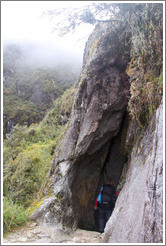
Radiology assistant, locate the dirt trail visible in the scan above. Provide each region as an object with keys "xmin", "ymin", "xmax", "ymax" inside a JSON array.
[{"xmin": 3, "ymin": 222, "xmax": 105, "ymax": 244}]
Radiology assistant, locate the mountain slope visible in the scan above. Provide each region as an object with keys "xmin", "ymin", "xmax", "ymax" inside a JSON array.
[{"xmin": 3, "ymin": 43, "xmax": 80, "ymax": 137}]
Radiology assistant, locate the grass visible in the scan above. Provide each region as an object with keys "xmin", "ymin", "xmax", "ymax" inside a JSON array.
[{"xmin": 3, "ymin": 196, "xmax": 28, "ymax": 234}]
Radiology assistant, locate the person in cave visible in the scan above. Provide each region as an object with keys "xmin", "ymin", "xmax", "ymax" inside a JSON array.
[{"xmin": 94, "ymin": 179, "xmax": 117, "ymax": 233}]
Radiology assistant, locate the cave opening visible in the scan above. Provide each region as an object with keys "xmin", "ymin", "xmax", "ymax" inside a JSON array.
[{"xmin": 71, "ymin": 113, "xmax": 128, "ymax": 232}]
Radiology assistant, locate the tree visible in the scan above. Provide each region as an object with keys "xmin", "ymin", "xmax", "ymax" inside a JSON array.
[
  {"xmin": 44, "ymin": 2, "xmax": 163, "ymax": 38},
  {"xmin": 44, "ymin": 3, "xmax": 120, "ymax": 36}
]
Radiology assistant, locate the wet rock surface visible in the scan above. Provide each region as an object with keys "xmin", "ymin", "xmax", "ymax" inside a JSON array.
[{"xmin": 3, "ymin": 222, "xmax": 104, "ymax": 244}]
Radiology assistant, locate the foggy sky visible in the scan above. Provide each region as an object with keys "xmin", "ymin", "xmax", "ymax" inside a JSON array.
[{"xmin": 2, "ymin": 1, "xmax": 95, "ymax": 67}]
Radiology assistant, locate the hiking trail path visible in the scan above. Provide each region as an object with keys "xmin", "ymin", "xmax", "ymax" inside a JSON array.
[{"xmin": 3, "ymin": 222, "xmax": 105, "ymax": 244}]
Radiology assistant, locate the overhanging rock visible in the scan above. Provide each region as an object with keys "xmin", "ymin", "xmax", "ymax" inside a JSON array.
[{"xmin": 32, "ymin": 22, "xmax": 131, "ymax": 230}]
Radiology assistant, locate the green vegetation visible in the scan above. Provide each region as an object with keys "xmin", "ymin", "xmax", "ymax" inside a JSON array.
[
  {"xmin": 3, "ymin": 45, "xmax": 78, "ymax": 230},
  {"xmin": 3, "ymin": 196, "xmax": 28, "ymax": 234},
  {"xmin": 3, "ymin": 85, "xmax": 76, "ymax": 233},
  {"xmin": 3, "ymin": 43, "xmax": 79, "ymax": 137},
  {"xmin": 4, "ymin": 142, "xmax": 53, "ymax": 207},
  {"xmin": 126, "ymin": 3, "xmax": 163, "ymax": 127},
  {"xmin": 3, "ymin": 87, "xmax": 76, "ymax": 207}
]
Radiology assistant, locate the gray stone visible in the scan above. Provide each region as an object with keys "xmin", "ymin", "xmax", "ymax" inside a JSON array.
[
  {"xmin": 34, "ymin": 21, "xmax": 130, "ymax": 231},
  {"xmin": 30, "ymin": 197, "xmax": 59, "ymax": 222},
  {"xmin": 30, "ymin": 19, "xmax": 163, "ymax": 244},
  {"xmin": 103, "ymin": 102, "xmax": 163, "ymax": 243}
]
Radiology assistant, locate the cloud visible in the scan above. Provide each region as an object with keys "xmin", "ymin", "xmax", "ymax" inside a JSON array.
[{"xmin": 2, "ymin": 1, "xmax": 94, "ymax": 60}]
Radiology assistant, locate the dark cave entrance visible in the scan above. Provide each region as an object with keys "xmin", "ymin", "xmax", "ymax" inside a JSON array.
[
  {"xmin": 92, "ymin": 131, "xmax": 128, "ymax": 232},
  {"xmin": 71, "ymin": 113, "xmax": 128, "ymax": 231}
]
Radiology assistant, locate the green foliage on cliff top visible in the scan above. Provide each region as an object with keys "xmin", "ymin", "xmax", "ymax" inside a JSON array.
[{"xmin": 126, "ymin": 4, "xmax": 163, "ymax": 127}]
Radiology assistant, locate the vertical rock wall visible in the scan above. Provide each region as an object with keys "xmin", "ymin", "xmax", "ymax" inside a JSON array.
[
  {"xmin": 54, "ymin": 22, "xmax": 131, "ymax": 230},
  {"xmin": 104, "ymin": 102, "xmax": 163, "ymax": 243}
]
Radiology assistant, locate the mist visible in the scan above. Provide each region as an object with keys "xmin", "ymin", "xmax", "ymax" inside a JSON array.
[
  {"xmin": 2, "ymin": 1, "xmax": 94, "ymax": 73},
  {"xmin": 3, "ymin": 39, "xmax": 83, "ymax": 75}
]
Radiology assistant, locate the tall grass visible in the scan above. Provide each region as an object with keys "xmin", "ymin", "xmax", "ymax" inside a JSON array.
[{"xmin": 3, "ymin": 196, "xmax": 28, "ymax": 234}]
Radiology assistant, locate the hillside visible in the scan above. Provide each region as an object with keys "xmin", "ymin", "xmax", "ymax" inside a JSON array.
[
  {"xmin": 3, "ymin": 86, "xmax": 76, "ymax": 211},
  {"xmin": 3, "ymin": 43, "xmax": 80, "ymax": 137},
  {"xmin": 3, "ymin": 42, "xmax": 79, "ymax": 232}
]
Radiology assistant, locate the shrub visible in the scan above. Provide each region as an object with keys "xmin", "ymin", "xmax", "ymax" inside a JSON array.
[
  {"xmin": 3, "ymin": 196, "xmax": 28, "ymax": 234},
  {"xmin": 126, "ymin": 4, "xmax": 163, "ymax": 127},
  {"xmin": 3, "ymin": 86, "xmax": 76, "ymax": 208},
  {"xmin": 3, "ymin": 142, "xmax": 53, "ymax": 207}
]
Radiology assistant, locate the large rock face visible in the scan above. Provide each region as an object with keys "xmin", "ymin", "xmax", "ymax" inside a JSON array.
[
  {"xmin": 31, "ymin": 23, "xmax": 130, "ymax": 230},
  {"xmin": 104, "ymin": 102, "xmax": 163, "ymax": 243},
  {"xmin": 30, "ymin": 21, "xmax": 163, "ymax": 243}
]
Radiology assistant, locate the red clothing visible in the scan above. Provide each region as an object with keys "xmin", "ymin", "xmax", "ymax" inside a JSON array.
[{"xmin": 94, "ymin": 198, "xmax": 98, "ymax": 209}]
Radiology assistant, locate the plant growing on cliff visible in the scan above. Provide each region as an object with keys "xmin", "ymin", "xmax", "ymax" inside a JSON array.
[
  {"xmin": 54, "ymin": 2, "xmax": 163, "ymax": 128},
  {"xmin": 45, "ymin": 3, "xmax": 163, "ymax": 129},
  {"xmin": 125, "ymin": 4, "xmax": 163, "ymax": 127}
]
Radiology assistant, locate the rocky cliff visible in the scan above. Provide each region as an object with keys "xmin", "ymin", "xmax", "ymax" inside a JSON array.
[
  {"xmin": 104, "ymin": 101, "xmax": 163, "ymax": 243},
  {"xmin": 29, "ymin": 14, "xmax": 163, "ymax": 243},
  {"xmin": 30, "ymin": 22, "xmax": 130, "ymax": 228}
]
